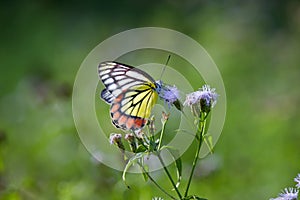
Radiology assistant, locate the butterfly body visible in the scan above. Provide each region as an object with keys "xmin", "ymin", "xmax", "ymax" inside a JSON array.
[{"xmin": 98, "ymin": 61, "xmax": 160, "ymax": 131}]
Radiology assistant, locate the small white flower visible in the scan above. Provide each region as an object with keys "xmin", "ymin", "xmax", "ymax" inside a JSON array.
[
  {"xmin": 294, "ymin": 174, "xmax": 300, "ymax": 188},
  {"xmin": 152, "ymin": 197, "xmax": 164, "ymax": 200},
  {"xmin": 278, "ymin": 187, "xmax": 298, "ymax": 200},
  {"xmin": 109, "ymin": 133, "xmax": 122, "ymax": 144},
  {"xmin": 109, "ymin": 133, "xmax": 125, "ymax": 151}
]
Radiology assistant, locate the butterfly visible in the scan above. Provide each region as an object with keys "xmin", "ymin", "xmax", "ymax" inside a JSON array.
[{"xmin": 98, "ymin": 61, "xmax": 181, "ymax": 131}]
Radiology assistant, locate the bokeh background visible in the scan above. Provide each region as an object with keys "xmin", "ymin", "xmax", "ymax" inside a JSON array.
[{"xmin": 1, "ymin": 1, "xmax": 300, "ymax": 199}]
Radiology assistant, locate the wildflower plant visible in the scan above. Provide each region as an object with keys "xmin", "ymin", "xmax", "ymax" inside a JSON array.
[{"xmin": 108, "ymin": 84, "xmax": 218, "ymax": 200}]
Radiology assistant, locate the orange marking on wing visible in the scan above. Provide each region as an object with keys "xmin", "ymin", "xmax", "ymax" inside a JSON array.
[
  {"xmin": 112, "ymin": 111, "xmax": 120, "ymax": 120},
  {"xmin": 118, "ymin": 115, "xmax": 127, "ymax": 125},
  {"xmin": 111, "ymin": 104, "xmax": 120, "ymax": 113},
  {"xmin": 126, "ymin": 118, "xmax": 135, "ymax": 130},
  {"xmin": 114, "ymin": 93, "xmax": 124, "ymax": 103},
  {"xmin": 134, "ymin": 118, "xmax": 146, "ymax": 129}
]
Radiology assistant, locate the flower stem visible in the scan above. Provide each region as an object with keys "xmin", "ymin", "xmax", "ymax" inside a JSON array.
[
  {"xmin": 157, "ymin": 119, "xmax": 167, "ymax": 150},
  {"xmin": 157, "ymin": 153, "xmax": 182, "ymax": 199},
  {"xmin": 184, "ymin": 112, "xmax": 207, "ymax": 198},
  {"xmin": 138, "ymin": 161, "xmax": 177, "ymax": 200}
]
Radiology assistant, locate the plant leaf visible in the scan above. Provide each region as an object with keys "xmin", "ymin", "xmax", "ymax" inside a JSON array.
[
  {"xmin": 135, "ymin": 145, "xmax": 147, "ymax": 153},
  {"xmin": 122, "ymin": 152, "xmax": 145, "ymax": 187},
  {"xmin": 160, "ymin": 146, "xmax": 182, "ymax": 188},
  {"xmin": 149, "ymin": 139, "xmax": 157, "ymax": 152},
  {"xmin": 204, "ymin": 135, "xmax": 214, "ymax": 154}
]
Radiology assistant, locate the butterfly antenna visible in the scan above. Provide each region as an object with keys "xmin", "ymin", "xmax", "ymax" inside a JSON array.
[{"xmin": 159, "ymin": 55, "xmax": 171, "ymax": 80}]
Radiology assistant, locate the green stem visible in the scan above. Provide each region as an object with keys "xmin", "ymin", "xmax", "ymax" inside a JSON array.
[
  {"xmin": 138, "ymin": 162, "xmax": 177, "ymax": 200},
  {"xmin": 157, "ymin": 115, "xmax": 181, "ymax": 199},
  {"xmin": 157, "ymin": 119, "xmax": 167, "ymax": 150},
  {"xmin": 184, "ymin": 112, "xmax": 207, "ymax": 198},
  {"xmin": 157, "ymin": 153, "xmax": 182, "ymax": 199}
]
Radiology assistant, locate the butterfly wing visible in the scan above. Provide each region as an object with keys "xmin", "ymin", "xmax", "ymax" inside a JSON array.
[{"xmin": 98, "ymin": 61, "xmax": 158, "ymax": 130}]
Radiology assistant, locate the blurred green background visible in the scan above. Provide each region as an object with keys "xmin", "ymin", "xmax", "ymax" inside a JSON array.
[{"xmin": 1, "ymin": 1, "xmax": 300, "ymax": 199}]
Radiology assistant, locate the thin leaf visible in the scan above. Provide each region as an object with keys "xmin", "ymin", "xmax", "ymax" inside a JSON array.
[
  {"xmin": 204, "ymin": 135, "xmax": 214, "ymax": 154},
  {"xmin": 122, "ymin": 153, "xmax": 145, "ymax": 187},
  {"xmin": 135, "ymin": 145, "xmax": 147, "ymax": 153},
  {"xmin": 149, "ymin": 139, "xmax": 157, "ymax": 152},
  {"xmin": 160, "ymin": 146, "xmax": 182, "ymax": 188}
]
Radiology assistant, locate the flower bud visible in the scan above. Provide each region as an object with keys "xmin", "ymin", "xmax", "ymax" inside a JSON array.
[
  {"xmin": 148, "ymin": 116, "xmax": 156, "ymax": 134},
  {"xmin": 109, "ymin": 133, "xmax": 125, "ymax": 151},
  {"xmin": 125, "ymin": 133, "xmax": 137, "ymax": 152},
  {"xmin": 161, "ymin": 111, "xmax": 169, "ymax": 123}
]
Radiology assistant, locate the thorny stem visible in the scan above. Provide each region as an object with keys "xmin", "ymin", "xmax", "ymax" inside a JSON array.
[{"xmin": 184, "ymin": 112, "xmax": 207, "ymax": 198}]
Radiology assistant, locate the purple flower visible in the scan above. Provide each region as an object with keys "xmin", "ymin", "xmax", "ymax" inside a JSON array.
[
  {"xmin": 274, "ymin": 187, "xmax": 299, "ymax": 200},
  {"xmin": 184, "ymin": 85, "xmax": 217, "ymax": 107},
  {"xmin": 157, "ymin": 81, "xmax": 180, "ymax": 108},
  {"xmin": 279, "ymin": 188, "xmax": 298, "ymax": 199},
  {"xmin": 184, "ymin": 85, "xmax": 218, "ymax": 115}
]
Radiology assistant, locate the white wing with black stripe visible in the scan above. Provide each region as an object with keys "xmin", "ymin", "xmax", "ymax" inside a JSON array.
[{"xmin": 98, "ymin": 61, "xmax": 156, "ymax": 99}]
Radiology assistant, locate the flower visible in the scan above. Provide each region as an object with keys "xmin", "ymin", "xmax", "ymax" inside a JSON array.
[
  {"xmin": 161, "ymin": 111, "xmax": 169, "ymax": 122},
  {"xmin": 125, "ymin": 133, "xmax": 137, "ymax": 152},
  {"xmin": 152, "ymin": 197, "xmax": 164, "ymax": 200},
  {"xmin": 270, "ymin": 187, "xmax": 299, "ymax": 200},
  {"xmin": 278, "ymin": 187, "xmax": 298, "ymax": 200},
  {"xmin": 184, "ymin": 85, "xmax": 218, "ymax": 114},
  {"xmin": 147, "ymin": 115, "xmax": 156, "ymax": 134},
  {"xmin": 156, "ymin": 81, "xmax": 181, "ymax": 109},
  {"xmin": 109, "ymin": 133, "xmax": 122, "ymax": 144},
  {"xmin": 294, "ymin": 174, "xmax": 300, "ymax": 188},
  {"xmin": 124, "ymin": 133, "xmax": 135, "ymax": 142},
  {"xmin": 184, "ymin": 91, "xmax": 201, "ymax": 106},
  {"xmin": 109, "ymin": 133, "xmax": 125, "ymax": 151},
  {"xmin": 134, "ymin": 129, "xmax": 145, "ymax": 139}
]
